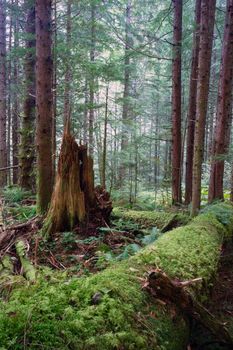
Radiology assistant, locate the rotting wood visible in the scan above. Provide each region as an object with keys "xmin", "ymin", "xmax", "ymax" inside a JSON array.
[
  {"xmin": 43, "ymin": 128, "xmax": 112, "ymax": 236},
  {"xmin": 15, "ymin": 240, "xmax": 36, "ymax": 281},
  {"xmin": 147, "ymin": 269, "xmax": 233, "ymax": 346}
]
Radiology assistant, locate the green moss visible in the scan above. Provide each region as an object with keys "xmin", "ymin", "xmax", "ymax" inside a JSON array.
[
  {"xmin": 0, "ymin": 203, "xmax": 232, "ymax": 349},
  {"xmin": 112, "ymin": 207, "xmax": 189, "ymax": 229}
]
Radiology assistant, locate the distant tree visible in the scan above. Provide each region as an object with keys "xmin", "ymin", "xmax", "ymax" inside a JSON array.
[
  {"xmin": 191, "ymin": 0, "xmax": 216, "ymax": 216},
  {"xmin": 20, "ymin": 1, "xmax": 36, "ymax": 190},
  {"xmin": 0, "ymin": 0, "xmax": 7, "ymax": 187},
  {"xmin": 36, "ymin": 0, "xmax": 53, "ymax": 213},
  {"xmin": 171, "ymin": 0, "xmax": 182, "ymax": 204},
  {"xmin": 208, "ymin": 0, "xmax": 233, "ymax": 202},
  {"xmin": 89, "ymin": 1, "xmax": 96, "ymax": 157},
  {"xmin": 119, "ymin": 0, "xmax": 132, "ymax": 186},
  {"xmin": 12, "ymin": 0, "xmax": 19, "ymax": 184},
  {"xmin": 185, "ymin": 0, "xmax": 201, "ymax": 205}
]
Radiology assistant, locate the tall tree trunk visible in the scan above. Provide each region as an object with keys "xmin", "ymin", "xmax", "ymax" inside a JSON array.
[
  {"xmin": 12, "ymin": 0, "xmax": 19, "ymax": 184},
  {"xmin": 119, "ymin": 0, "xmax": 131, "ymax": 185},
  {"xmin": 63, "ymin": 0, "xmax": 72, "ymax": 126},
  {"xmin": 184, "ymin": 0, "xmax": 201, "ymax": 204},
  {"xmin": 52, "ymin": 0, "xmax": 57, "ymax": 181},
  {"xmin": 191, "ymin": 0, "xmax": 216, "ymax": 216},
  {"xmin": 0, "ymin": 0, "xmax": 7, "ymax": 187},
  {"xmin": 7, "ymin": 8, "xmax": 13, "ymax": 185},
  {"xmin": 36, "ymin": 0, "xmax": 53, "ymax": 213},
  {"xmin": 20, "ymin": 2, "xmax": 36, "ymax": 190},
  {"xmin": 102, "ymin": 84, "xmax": 109, "ymax": 189},
  {"xmin": 171, "ymin": 0, "xmax": 182, "ymax": 205},
  {"xmin": 208, "ymin": 0, "xmax": 233, "ymax": 202},
  {"xmin": 89, "ymin": 2, "xmax": 95, "ymax": 157}
]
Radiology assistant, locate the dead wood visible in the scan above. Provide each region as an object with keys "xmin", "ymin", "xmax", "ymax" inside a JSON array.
[
  {"xmin": 147, "ymin": 269, "xmax": 233, "ymax": 346},
  {"xmin": 44, "ymin": 129, "xmax": 112, "ymax": 236}
]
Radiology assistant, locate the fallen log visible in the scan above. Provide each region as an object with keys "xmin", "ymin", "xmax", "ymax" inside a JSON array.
[
  {"xmin": 15, "ymin": 240, "xmax": 36, "ymax": 282},
  {"xmin": 147, "ymin": 269, "xmax": 233, "ymax": 346},
  {"xmin": 0, "ymin": 203, "xmax": 232, "ymax": 349}
]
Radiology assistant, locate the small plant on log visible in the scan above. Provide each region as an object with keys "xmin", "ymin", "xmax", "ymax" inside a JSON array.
[{"xmin": 43, "ymin": 126, "xmax": 112, "ymax": 236}]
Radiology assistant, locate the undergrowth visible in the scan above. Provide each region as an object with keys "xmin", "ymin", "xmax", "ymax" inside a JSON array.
[{"xmin": 0, "ymin": 203, "xmax": 232, "ymax": 349}]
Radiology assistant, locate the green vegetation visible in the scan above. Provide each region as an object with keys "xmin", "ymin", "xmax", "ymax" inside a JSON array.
[
  {"xmin": 112, "ymin": 207, "xmax": 189, "ymax": 230},
  {"xmin": 2, "ymin": 186, "xmax": 33, "ymax": 204},
  {"xmin": 0, "ymin": 203, "xmax": 232, "ymax": 349}
]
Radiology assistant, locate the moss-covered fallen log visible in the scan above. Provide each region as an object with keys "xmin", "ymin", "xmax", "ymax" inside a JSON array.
[
  {"xmin": 112, "ymin": 207, "xmax": 189, "ymax": 231},
  {"xmin": 0, "ymin": 203, "xmax": 232, "ymax": 349}
]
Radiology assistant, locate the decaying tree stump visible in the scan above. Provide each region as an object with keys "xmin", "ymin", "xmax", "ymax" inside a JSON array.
[
  {"xmin": 44, "ymin": 129, "xmax": 112, "ymax": 236},
  {"xmin": 147, "ymin": 269, "xmax": 233, "ymax": 346}
]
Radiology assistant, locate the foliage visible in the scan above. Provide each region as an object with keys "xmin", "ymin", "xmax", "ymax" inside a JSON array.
[
  {"xmin": 0, "ymin": 203, "xmax": 232, "ymax": 349},
  {"xmin": 7, "ymin": 204, "xmax": 36, "ymax": 222},
  {"xmin": 2, "ymin": 186, "xmax": 33, "ymax": 204}
]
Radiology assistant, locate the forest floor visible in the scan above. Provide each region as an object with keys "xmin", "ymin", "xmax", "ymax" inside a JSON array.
[
  {"xmin": 1, "ymin": 187, "xmax": 233, "ymax": 349},
  {"xmin": 190, "ymin": 241, "xmax": 233, "ymax": 350}
]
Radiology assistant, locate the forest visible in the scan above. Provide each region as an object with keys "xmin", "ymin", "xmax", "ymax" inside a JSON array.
[{"xmin": 0, "ymin": 0, "xmax": 233, "ymax": 349}]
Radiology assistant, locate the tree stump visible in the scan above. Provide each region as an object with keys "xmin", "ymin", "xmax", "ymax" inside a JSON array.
[{"xmin": 43, "ymin": 129, "xmax": 112, "ymax": 236}]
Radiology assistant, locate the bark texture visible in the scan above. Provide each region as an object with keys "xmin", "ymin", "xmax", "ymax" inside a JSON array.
[
  {"xmin": 12, "ymin": 0, "xmax": 19, "ymax": 184},
  {"xmin": 119, "ymin": 0, "xmax": 131, "ymax": 185},
  {"xmin": 0, "ymin": 0, "xmax": 7, "ymax": 187},
  {"xmin": 44, "ymin": 128, "xmax": 112, "ymax": 236},
  {"xmin": 191, "ymin": 0, "xmax": 216, "ymax": 216},
  {"xmin": 36, "ymin": 0, "xmax": 53, "ymax": 213},
  {"xmin": 208, "ymin": 0, "xmax": 233, "ymax": 203},
  {"xmin": 185, "ymin": 0, "xmax": 201, "ymax": 204},
  {"xmin": 63, "ymin": 0, "xmax": 72, "ymax": 126},
  {"xmin": 20, "ymin": 3, "xmax": 36, "ymax": 191},
  {"xmin": 171, "ymin": 0, "xmax": 182, "ymax": 204}
]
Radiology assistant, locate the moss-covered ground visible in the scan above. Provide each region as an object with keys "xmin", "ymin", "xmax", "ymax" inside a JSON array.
[{"xmin": 0, "ymin": 203, "xmax": 232, "ymax": 349}]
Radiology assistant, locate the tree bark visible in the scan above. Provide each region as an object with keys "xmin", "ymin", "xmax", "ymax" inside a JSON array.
[
  {"xmin": 184, "ymin": 0, "xmax": 202, "ymax": 205},
  {"xmin": 89, "ymin": 2, "xmax": 95, "ymax": 157},
  {"xmin": 171, "ymin": 0, "xmax": 182, "ymax": 205},
  {"xmin": 20, "ymin": 2, "xmax": 36, "ymax": 191},
  {"xmin": 7, "ymin": 6, "xmax": 13, "ymax": 185},
  {"xmin": 208, "ymin": 0, "xmax": 233, "ymax": 203},
  {"xmin": 102, "ymin": 84, "xmax": 109, "ymax": 189},
  {"xmin": 36, "ymin": 0, "xmax": 53, "ymax": 213},
  {"xmin": 12, "ymin": 0, "xmax": 19, "ymax": 184},
  {"xmin": 63, "ymin": 0, "xmax": 72, "ymax": 126},
  {"xmin": 191, "ymin": 0, "xmax": 216, "ymax": 216},
  {"xmin": 0, "ymin": 0, "xmax": 7, "ymax": 188},
  {"xmin": 119, "ymin": 0, "xmax": 131, "ymax": 186}
]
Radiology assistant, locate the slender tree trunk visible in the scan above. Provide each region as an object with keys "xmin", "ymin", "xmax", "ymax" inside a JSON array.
[
  {"xmin": 20, "ymin": 3, "xmax": 36, "ymax": 190},
  {"xmin": 191, "ymin": 0, "xmax": 216, "ymax": 216},
  {"xmin": 7, "ymin": 9, "xmax": 13, "ymax": 185},
  {"xmin": 83, "ymin": 78, "xmax": 88, "ymax": 144},
  {"xmin": 89, "ymin": 2, "xmax": 95, "ymax": 157},
  {"xmin": 12, "ymin": 0, "xmax": 19, "ymax": 184},
  {"xmin": 36, "ymin": 0, "xmax": 53, "ymax": 213},
  {"xmin": 184, "ymin": 0, "xmax": 201, "ymax": 204},
  {"xmin": 119, "ymin": 0, "xmax": 131, "ymax": 185},
  {"xmin": 171, "ymin": 0, "xmax": 182, "ymax": 205},
  {"xmin": 52, "ymin": 0, "xmax": 57, "ymax": 181},
  {"xmin": 208, "ymin": 0, "xmax": 233, "ymax": 202},
  {"xmin": 63, "ymin": 0, "xmax": 72, "ymax": 126},
  {"xmin": 102, "ymin": 84, "xmax": 109, "ymax": 189},
  {"xmin": 0, "ymin": 0, "xmax": 7, "ymax": 187}
]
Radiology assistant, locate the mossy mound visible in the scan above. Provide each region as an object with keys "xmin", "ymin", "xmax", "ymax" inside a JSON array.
[
  {"xmin": 112, "ymin": 207, "xmax": 189, "ymax": 230},
  {"xmin": 0, "ymin": 203, "xmax": 232, "ymax": 349}
]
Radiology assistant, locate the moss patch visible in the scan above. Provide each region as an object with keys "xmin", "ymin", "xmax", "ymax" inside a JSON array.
[
  {"xmin": 112, "ymin": 207, "xmax": 189, "ymax": 230},
  {"xmin": 0, "ymin": 203, "xmax": 232, "ymax": 349}
]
